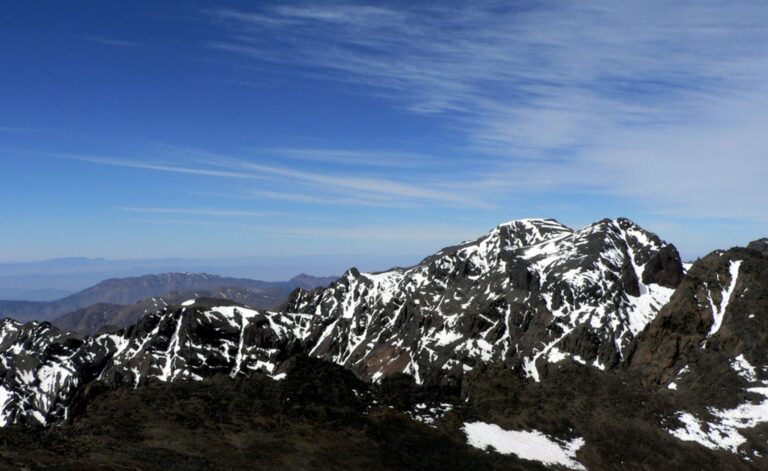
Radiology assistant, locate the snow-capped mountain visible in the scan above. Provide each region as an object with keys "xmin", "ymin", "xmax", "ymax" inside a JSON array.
[
  {"xmin": 3, "ymin": 217, "xmax": 768, "ymax": 469},
  {"xmin": 0, "ymin": 217, "xmax": 685, "ymax": 427},
  {"xmin": 0, "ymin": 217, "xmax": 682, "ymax": 427},
  {"xmin": 282, "ymin": 217, "xmax": 682, "ymax": 383}
]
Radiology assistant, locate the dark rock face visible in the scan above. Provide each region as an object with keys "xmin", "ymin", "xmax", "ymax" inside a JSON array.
[
  {"xmin": 629, "ymin": 248, "xmax": 768, "ymax": 386},
  {"xmin": 0, "ymin": 353, "xmax": 753, "ymax": 471},
  {"xmin": 642, "ymin": 244, "xmax": 685, "ymax": 288},
  {"xmin": 746, "ymin": 238, "xmax": 768, "ymax": 254},
  {"xmin": 0, "ymin": 357, "xmax": 527, "ymax": 471}
]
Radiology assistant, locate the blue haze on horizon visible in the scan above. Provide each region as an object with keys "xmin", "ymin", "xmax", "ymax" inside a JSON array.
[{"xmin": 1, "ymin": 1, "xmax": 767, "ymax": 273}]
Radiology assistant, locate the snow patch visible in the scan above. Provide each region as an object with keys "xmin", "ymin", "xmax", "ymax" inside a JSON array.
[
  {"xmin": 463, "ymin": 422, "xmax": 586, "ymax": 470},
  {"xmin": 731, "ymin": 354, "xmax": 757, "ymax": 383},
  {"xmin": 433, "ymin": 328, "xmax": 462, "ymax": 347},
  {"xmin": 547, "ymin": 347, "xmax": 567, "ymax": 363}
]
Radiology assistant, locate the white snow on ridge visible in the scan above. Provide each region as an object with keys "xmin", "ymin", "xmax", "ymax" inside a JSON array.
[
  {"xmin": 363, "ymin": 270, "xmax": 405, "ymax": 305},
  {"xmin": 463, "ymin": 421, "xmax": 586, "ymax": 470},
  {"xmin": 707, "ymin": 260, "xmax": 742, "ymax": 338},
  {"xmin": 670, "ymin": 412, "xmax": 736, "ymax": 451}
]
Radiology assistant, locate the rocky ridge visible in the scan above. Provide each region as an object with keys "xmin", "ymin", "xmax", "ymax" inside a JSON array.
[
  {"xmin": 282, "ymin": 217, "xmax": 682, "ymax": 383},
  {"xmin": 0, "ymin": 218, "xmax": 767, "ymax": 470}
]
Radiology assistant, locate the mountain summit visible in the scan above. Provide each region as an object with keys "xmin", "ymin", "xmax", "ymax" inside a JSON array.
[{"xmin": 282, "ymin": 217, "xmax": 682, "ymax": 383}]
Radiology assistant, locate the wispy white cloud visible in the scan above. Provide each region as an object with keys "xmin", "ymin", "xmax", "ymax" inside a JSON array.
[
  {"xmin": 250, "ymin": 223, "xmax": 481, "ymax": 242},
  {"xmin": 223, "ymin": 189, "xmax": 424, "ymax": 209},
  {"xmin": 117, "ymin": 207, "xmax": 279, "ymax": 218},
  {"xmin": 63, "ymin": 150, "xmax": 491, "ymax": 209},
  {"xmin": 114, "ymin": 208, "xmax": 481, "ymax": 250},
  {"xmin": 207, "ymin": 157, "xmax": 490, "ymax": 208},
  {"xmin": 206, "ymin": 1, "xmax": 768, "ymax": 221},
  {"xmin": 61, "ymin": 154, "xmax": 273, "ymax": 182},
  {"xmin": 259, "ymin": 148, "xmax": 438, "ymax": 168},
  {"xmin": 117, "ymin": 218, "xmax": 238, "ymax": 227}
]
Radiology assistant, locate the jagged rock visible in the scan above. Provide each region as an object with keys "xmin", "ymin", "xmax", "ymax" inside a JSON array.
[
  {"xmin": 642, "ymin": 244, "xmax": 685, "ymax": 288},
  {"xmin": 282, "ymin": 218, "xmax": 682, "ymax": 384}
]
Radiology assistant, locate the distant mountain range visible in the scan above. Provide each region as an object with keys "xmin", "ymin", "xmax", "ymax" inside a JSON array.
[
  {"xmin": 0, "ymin": 254, "xmax": 416, "ymax": 300},
  {"xmin": 0, "ymin": 218, "xmax": 765, "ymax": 470},
  {"xmin": 0, "ymin": 272, "xmax": 336, "ymax": 325},
  {"xmin": 49, "ymin": 285, "xmax": 316, "ymax": 336}
]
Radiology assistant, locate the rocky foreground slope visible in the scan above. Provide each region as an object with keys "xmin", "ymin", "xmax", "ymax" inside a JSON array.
[{"xmin": 0, "ymin": 218, "xmax": 765, "ymax": 470}]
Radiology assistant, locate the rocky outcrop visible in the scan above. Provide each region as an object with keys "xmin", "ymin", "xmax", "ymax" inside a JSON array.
[
  {"xmin": 628, "ymin": 248, "xmax": 768, "ymax": 458},
  {"xmin": 629, "ymin": 248, "xmax": 768, "ymax": 388}
]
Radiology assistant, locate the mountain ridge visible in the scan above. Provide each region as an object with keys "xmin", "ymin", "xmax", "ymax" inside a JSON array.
[
  {"xmin": 0, "ymin": 218, "xmax": 765, "ymax": 470},
  {"xmin": 279, "ymin": 217, "xmax": 682, "ymax": 383}
]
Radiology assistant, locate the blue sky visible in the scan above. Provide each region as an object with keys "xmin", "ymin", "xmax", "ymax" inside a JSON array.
[{"xmin": 1, "ymin": 1, "xmax": 767, "ymax": 269}]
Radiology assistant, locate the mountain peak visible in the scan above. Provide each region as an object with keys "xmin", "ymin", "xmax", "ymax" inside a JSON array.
[
  {"xmin": 493, "ymin": 217, "xmax": 572, "ymax": 235},
  {"xmin": 747, "ymin": 237, "xmax": 768, "ymax": 253},
  {"xmin": 280, "ymin": 216, "xmax": 681, "ymax": 384}
]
